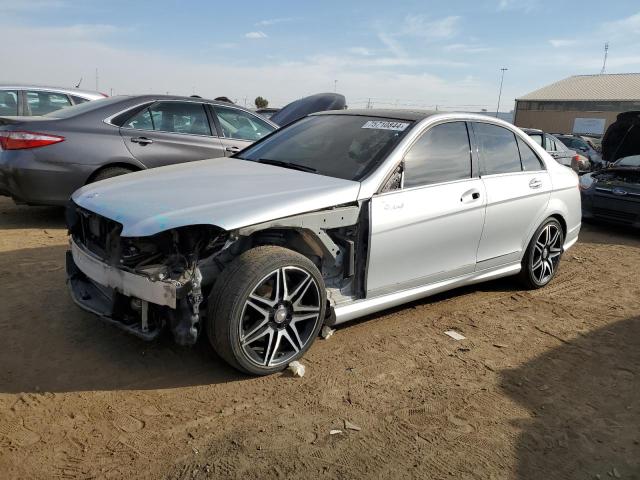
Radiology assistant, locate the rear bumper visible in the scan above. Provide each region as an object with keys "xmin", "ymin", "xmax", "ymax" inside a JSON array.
[{"xmin": 0, "ymin": 150, "xmax": 91, "ymax": 205}]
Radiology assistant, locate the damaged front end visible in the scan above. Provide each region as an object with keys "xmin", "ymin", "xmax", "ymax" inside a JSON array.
[{"xmin": 65, "ymin": 201, "xmax": 230, "ymax": 345}]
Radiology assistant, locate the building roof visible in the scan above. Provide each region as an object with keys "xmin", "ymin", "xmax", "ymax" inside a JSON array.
[{"xmin": 517, "ymin": 73, "xmax": 640, "ymax": 102}]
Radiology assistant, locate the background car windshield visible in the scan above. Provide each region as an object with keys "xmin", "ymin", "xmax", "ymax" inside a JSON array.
[
  {"xmin": 615, "ymin": 155, "xmax": 640, "ymax": 167},
  {"xmin": 238, "ymin": 115, "xmax": 413, "ymax": 181},
  {"xmin": 44, "ymin": 96, "xmax": 114, "ymax": 118}
]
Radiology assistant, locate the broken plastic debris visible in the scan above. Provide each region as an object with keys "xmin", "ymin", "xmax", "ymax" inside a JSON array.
[
  {"xmin": 288, "ymin": 361, "xmax": 305, "ymax": 377},
  {"xmin": 329, "ymin": 429, "xmax": 342, "ymax": 435},
  {"xmin": 344, "ymin": 420, "xmax": 361, "ymax": 431},
  {"xmin": 321, "ymin": 325, "xmax": 335, "ymax": 339},
  {"xmin": 444, "ymin": 330, "xmax": 466, "ymax": 341}
]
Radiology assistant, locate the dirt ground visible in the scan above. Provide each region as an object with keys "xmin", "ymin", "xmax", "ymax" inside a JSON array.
[{"xmin": 0, "ymin": 196, "xmax": 638, "ymax": 480}]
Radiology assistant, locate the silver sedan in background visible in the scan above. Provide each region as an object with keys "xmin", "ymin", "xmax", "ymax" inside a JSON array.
[{"xmin": 66, "ymin": 110, "xmax": 581, "ymax": 375}]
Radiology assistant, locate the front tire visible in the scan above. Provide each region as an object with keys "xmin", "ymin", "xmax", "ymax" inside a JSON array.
[
  {"xmin": 208, "ymin": 246, "xmax": 326, "ymax": 375},
  {"xmin": 519, "ymin": 218, "xmax": 564, "ymax": 289}
]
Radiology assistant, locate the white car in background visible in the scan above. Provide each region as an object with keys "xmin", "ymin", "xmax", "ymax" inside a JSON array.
[
  {"xmin": 0, "ymin": 85, "xmax": 106, "ymax": 117},
  {"xmin": 66, "ymin": 110, "xmax": 581, "ymax": 375}
]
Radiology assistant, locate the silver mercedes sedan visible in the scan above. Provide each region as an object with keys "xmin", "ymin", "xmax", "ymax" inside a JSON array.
[{"xmin": 66, "ymin": 110, "xmax": 581, "ymax": 375}]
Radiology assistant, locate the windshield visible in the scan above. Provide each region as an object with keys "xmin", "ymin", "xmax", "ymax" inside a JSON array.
[
  {"xmin": 615, "ymin": 155, "xmax": 640, "ymax": 167},
  {"xmin": 44, "ymin": 96, "xmax": 121, "ymax": 118},
  {"xmin": 237, "ymin": 115, "xmax": 413, "ymax": 181}
]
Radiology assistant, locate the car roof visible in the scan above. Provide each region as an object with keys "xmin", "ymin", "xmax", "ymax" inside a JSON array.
[
  {"xmin": 0, "ymin": 84, "xmax": 105, "ymax": 99},
  {"xmin": 312, "ymin": 108, "xmax": 439, "ymax": 121},
  {"xmin": 521, "ymin": 127, "xmax": 544, "ymax": 134}
]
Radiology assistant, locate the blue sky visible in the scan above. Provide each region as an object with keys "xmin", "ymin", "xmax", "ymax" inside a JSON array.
[{"xmin": 2, "ymin": 0, "xmax": 640, "ymax": 110}]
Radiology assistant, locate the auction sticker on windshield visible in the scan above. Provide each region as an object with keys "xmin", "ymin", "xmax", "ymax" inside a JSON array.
[{"xmin": 362, "ymin": 120, "xmax": 409, "ymax": 131}]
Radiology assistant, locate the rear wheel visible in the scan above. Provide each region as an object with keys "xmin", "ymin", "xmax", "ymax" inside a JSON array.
[
  {"xmin": 519, "ymin": 218, "xmax": 564, "ymax": 289},
  {"xmin": 208, "ymin": 246, "xmax": 326, "ymax": 375},
  {"xmin": 91, "ymin": 166, "xmax": 135, "ymax": 183}
]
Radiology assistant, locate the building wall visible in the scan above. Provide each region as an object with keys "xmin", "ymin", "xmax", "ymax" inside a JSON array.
[{"xmin": 514, "ymin": 109, "xmax": 620, "ymax": 134}]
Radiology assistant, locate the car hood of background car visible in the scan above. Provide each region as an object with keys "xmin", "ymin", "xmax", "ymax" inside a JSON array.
[
  {"xmin": 602, "ymin": 111, "xmax": 640, "ymax": 162},
  {"xmin": 72, "ymin": 157, "xmax": 361, "ymax": 237}
]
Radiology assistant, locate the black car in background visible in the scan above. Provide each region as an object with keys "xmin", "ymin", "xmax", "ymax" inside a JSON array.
[
  {"xmin": 579, "ymin": 111, "xmax": 640, "ymax": 227},
  {"xmin": 0, "ymin": 95, "xmax": 277, "ymax": 206},
  {"xmin": 554, "ymin": 134, "xmax": 604, "ymax": 169}
]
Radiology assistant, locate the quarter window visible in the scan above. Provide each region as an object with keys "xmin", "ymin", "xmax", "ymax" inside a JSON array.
[
  {"xmin": 403, "ymin": 122, "xmax": 472, "ymax": 188},
  {"xmin": 474, "ymin": 123, "xmax": 522, "ymax": 175},
  {"xmin": 214, "ymin": 106, "xmax": 273, "ymax": 141},
  {"xmin": 0, "ymin": 90, "xmax": 18, "ymax": 115},
  {"xmin": 124, "ymin": 102, "xmax": 212, "ymax": 135},
  {"xmin": 516, "ymin": 137, "xmax": 545, "ymax": 171},
  {"xmin": 26, "ymin": 91, "xmax": 72, "ymax": 115}
]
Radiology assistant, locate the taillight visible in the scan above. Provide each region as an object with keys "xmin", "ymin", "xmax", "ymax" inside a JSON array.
[{"xmin": 0, "ymin": 131, "xmax": 65, "ymax": 150}]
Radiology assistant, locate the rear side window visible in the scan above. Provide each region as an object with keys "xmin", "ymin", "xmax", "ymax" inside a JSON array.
[
  {"xmin": 516, "ymin": 137, "xmax": 545, "ymax": 171},
  {"xmin": 214, "ymin": 105, "xmax": 274, "ymax": 141},
  {"xmin": 124, "ymin": 102, "xmax": 212, "ymax": 135},
  {"xmin": 70, "ymin": 95, "xmax": 90, "ymax": 105},
  {"xmin": 474, "ymin": 123, "xmax": 522, "ymax": 175},
  {"xmin": 545, "ymin": 135, "xmax": 558, "ymax": 151},
  {"xmin": 0, "ymin": 90, "xmax": 18, "ymax": 115},
  {"xmin": 403, "ymin": 122, "xmax": 471, "ymax": 188},
  {"xmin": 27, "ymin": 91, "xmax": 72, "ymax": 115},
  {"xmin": 528, "ymin": 133, "xmax": 543, "ymax": 145}
]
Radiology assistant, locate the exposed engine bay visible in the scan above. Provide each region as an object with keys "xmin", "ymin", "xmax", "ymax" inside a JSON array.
[
  {"xmin": 65, "ymin": 201, "xmax": 367, "ymax": 346},
  {"xmin": 593, "ymin": 168, "xmax": 640, "ymax": 185}
]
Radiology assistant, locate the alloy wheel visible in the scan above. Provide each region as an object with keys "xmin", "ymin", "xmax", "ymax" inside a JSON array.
[
  {"xmin": 239, "ymin": 266, "xmax": 321, "ymax": 367},
  {"xmin": 531, "ymin": 223, "xmax": 563, "ymax": 285}
]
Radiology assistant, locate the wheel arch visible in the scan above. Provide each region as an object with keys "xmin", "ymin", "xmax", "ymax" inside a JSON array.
[{"xmin": 85, "ymin": 161, "xmax": 145, "ymax": 185}]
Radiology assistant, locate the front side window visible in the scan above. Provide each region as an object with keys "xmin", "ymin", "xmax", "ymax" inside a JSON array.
[
  {"xmin": 214, "ymin": 106, "xmax": 274, "ymax": 141},
  {"xmin": 237, "ymin": 115, "xmax": 413, "ymax": 181},
  {"xmin": 474, "ymin": 123, "xmax": 522, "ymax": 175},
  {"xmin": 0, "ymin": 90, "xmax": 18, "ymax": 115},
  {"xmin": 124, "ymin": 102, "xmax": 212, "ymax": 135},
  {"xmin": 27, "ymin": 91, "xmax": 72, "ymax": 115},
  {"xmin": 403, "ymin": 122, "xmax": 471, "ymax": 188},
  {"xmin": 517, "ymin": 137, "xmax": 545, "ymax": 171}
]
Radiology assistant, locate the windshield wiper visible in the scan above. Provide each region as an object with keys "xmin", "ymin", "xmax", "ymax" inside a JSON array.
[{"xmin": 256, "ymin": 158, "xmax": 317, "ymax": 173}]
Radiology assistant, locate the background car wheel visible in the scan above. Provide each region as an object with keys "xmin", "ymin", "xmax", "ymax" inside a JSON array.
[
  {"xmin": 519, "ymin": 218, "xmax": 564, "ymax": 289},
  {"xmin": 91, "ymin": 166, "xmax": 135, "ymax": 183},
  {"xmin": 208, "ymin": 246, "xmax": 326, "ymax": 375}
]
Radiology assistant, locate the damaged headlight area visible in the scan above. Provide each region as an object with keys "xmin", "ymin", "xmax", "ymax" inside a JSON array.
[{"xmin": 65, "ymin": 202, "xmax": 230, "ymax": 346}]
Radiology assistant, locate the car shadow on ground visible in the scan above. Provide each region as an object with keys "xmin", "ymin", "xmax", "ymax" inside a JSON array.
[
  {"xmin": 0, "ymin": 244, "xmax": 247, "ymax": 394},
  {"xmin": 580, "ymin": 221, "xmax": 640, "ymax": 248},
  {"xmin": 0, "ymin": 201, "xmax": 66, "ymax": 230},
  {"xmin": 501, "ymin": 316, "xmax": 640, "ymax": 479}
]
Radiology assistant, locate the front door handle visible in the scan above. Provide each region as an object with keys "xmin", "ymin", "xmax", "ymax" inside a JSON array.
[
  {"xmin": 461, "ymin": 189, "xmax": 481, "ymax": 203},
  {"xmin": 529, "ymin": 178, "xmax": 542, "ymax": 189},
  {"xmin": 131, "ymin": 137, "xmax": 153, "ymax": 145},
  {"xmin": 225, "ymin": 146, "xmax": 240, "ymax": 153}
]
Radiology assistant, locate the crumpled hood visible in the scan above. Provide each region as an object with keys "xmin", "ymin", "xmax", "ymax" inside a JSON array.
[{"xmin": 72, "ymin": 157, "xmax": 361, "ymax": 237}]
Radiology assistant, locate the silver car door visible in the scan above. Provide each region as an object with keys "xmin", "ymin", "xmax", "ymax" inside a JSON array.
[
  {"xmin": 119, "ymin": 101, "xmax": 225, "ymax": 167},
  {"xmin": 212, "ymin": 105, "xmax": 276, "ymax": 156},
  {"xmin": 367, "ymin": 121, "xmax": 486, "ymax": 295},
  {"xmin": 473, "ymin": 123, "xmax": 551, "ymax": 270}
]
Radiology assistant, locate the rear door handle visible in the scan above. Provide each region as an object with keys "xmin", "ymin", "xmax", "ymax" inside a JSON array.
[
  {"xmin": 529, "ymin": 178, "xmax": 542, "ymax": 189},
  {"xmin": 131, "ymin": 137, "xmax": 153, "ymax": 145},
  {"xmin": 461, "ymin": 189, "xmax": 481, "ymax": 203},
  {"xmin": 225, "ymin": 146, "xmax": 240, "ymax": 153}
]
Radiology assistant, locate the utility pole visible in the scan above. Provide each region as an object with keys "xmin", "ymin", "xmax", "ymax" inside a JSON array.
[
  {"xmin": 95, "ymin": 68, "xmax": 99, "ymax": 91},
  {"xmin": 600, "ymin": 42, "xmax": 609, "ymax": 74},
  {"xmin": 334, "ymin": 80, "xmax": 337, "ymax": 92},
  {"xmin": 496, "ymin": 67, "xmax": 508, "ymax": 118}
]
